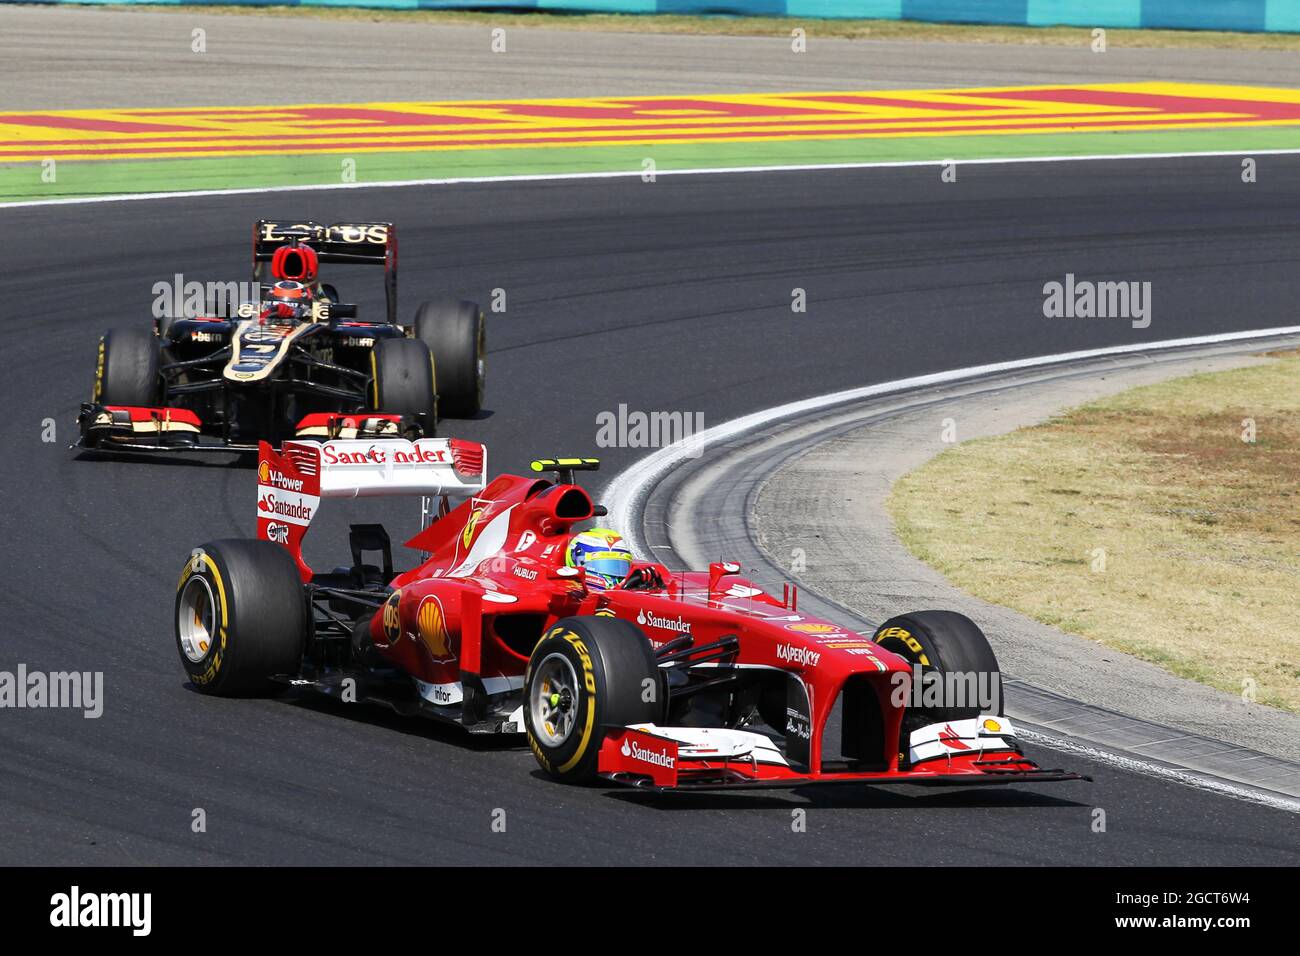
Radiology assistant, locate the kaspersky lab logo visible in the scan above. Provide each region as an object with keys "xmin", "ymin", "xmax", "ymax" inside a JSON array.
[
  {"xmin": 776, "ymin": 643, "xmax": 821, "ymax": 667},
  {"xmin": 636, "ymin": 609, "xmax": 691, "ymax": 635},
  {"xmin": 620, "ymin": 736, "xmax": 676, "ymax": 768}
]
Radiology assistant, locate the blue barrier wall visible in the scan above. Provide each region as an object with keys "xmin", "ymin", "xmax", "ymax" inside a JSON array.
[{"xmin": 20, "ymin": 0, "xmax": 1300, "ymax": 33}]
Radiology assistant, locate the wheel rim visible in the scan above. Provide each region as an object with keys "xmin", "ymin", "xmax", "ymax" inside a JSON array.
[
  {"xmin": 530, "ymin": 653, "xmax": 581, "ymax": 747},
  {"xmin": 178, "ymin": 575, "xmax": 217, "ymax": 663}
]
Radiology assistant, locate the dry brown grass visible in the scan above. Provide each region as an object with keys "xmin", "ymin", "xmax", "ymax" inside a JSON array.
[
  {"xmin": 889, "ymin": 351, "xmax": 1300, "ymax": 712},
  {"xmin": 83, "ymin": 5, "xmax": 1300, "ymax": 52}
]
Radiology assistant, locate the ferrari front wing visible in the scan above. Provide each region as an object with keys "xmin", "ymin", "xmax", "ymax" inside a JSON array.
[{"xmin": 597, "ymin": 717, "xmax": 1089, "ymax": 792}]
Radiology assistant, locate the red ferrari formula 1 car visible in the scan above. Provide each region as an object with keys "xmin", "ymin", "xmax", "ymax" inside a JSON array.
[{"xmin": 174, "ymin": 440, "xmax": 1087, "ymax": 791}]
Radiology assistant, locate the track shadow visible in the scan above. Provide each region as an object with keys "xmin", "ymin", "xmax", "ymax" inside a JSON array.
[
  {"xmin": 262, "ymin": 686, "xmax": 528, "ymax": 752},
  {"xmin": 73, "ymin": 448, "xmax": 255, "ymax": 469},
  {"xmin": 603, "ymin": 782, "xmax": 1088, "ymax": 811},
  {"xmin": 72, "ymin": 410, "xmax": 494, "ymax": 469},
  {"xmin": 182, "ymin": 683, "xmax": 1088, "ymax": 810}
]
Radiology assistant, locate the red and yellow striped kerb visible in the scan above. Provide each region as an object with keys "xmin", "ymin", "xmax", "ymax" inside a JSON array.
[{"xmin": 3, "ymin": 83, "xmax": 1299, "ymax": 162}]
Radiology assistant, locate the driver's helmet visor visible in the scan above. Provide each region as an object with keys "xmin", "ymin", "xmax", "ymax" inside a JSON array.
[
  {"xmin": 263, "ymin": 301, "xmax": 308, "ymax": 320},
  {"xmin": 583, "ymin": 551, "xmax": 632, "ymax": 586}
]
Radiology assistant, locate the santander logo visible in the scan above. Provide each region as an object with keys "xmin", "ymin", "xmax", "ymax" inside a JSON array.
[
  {"xmin": 636, "ymin": 608, "xmax": 691, "ymax": 635},
  {"xmin": 620, "ymin": 736, "xmax": 676, "ymax": 768},
  {"xmin": 322, "ymin": 443, "xmax": 448, "ymax": 466},
  {"xmin": 258, "ymin": 492, "xmax": 315, "ymax": 524}
]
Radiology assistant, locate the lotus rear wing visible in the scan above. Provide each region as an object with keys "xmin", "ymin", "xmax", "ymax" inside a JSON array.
[
  {"xmin": 252, "ymin": 220, "xmax": 398, "ymax": 323},
  {"xmin": 256, "ymin": 437, "xmax": 486, "ymax": 581}
]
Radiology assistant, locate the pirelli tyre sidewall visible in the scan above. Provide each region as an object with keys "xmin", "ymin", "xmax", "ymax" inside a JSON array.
[
  {"xmin": 873, "ymin": 609, "xmax": 1004, "ymax": 729},
  {"xmin": 95, "ymin": 326, "xmax": 161, "ymax": 407},
  {"xmin": 175, "ymin": 538, "xmax": 307, "ymax": 697},
  {"xmin": 524, "ymin": 616, "xmax": 659, "ymax": 784}
]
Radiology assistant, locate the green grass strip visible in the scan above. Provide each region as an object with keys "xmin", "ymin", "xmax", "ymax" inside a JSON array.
[{"xmin": 5, "ymin": 125, "xmax": 1299, "ymax": 202}]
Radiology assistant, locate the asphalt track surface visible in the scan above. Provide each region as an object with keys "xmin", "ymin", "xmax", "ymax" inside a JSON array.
[
  {"xmin": 5, "ymin": 5, "xmax": 1300, "ymax": 108},
  {"xmin": 3, "ymin": 157, "xmax": 1300, "ymax": 864}
]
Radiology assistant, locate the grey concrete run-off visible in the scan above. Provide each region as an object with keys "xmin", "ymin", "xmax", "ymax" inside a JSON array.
[
  {"xmin": 744, "ymin": 343, "xmax": 1300, "ymax": 788},
  {"xmin": 5, "ymin": 4, "xmax": 1300, "ymax": 110}
]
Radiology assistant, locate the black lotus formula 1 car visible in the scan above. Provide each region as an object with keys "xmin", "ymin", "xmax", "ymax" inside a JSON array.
[{"xmin": 78, "ymin": 220, "xmax": 485, "ymax": 453}]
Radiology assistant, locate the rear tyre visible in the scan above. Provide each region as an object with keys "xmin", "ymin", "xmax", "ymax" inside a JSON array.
[
  {"xmin": 370, "ymin": 337, "xmax": 437, "ymax": 434},
  {"xmin": 524, "ymin": 616, "xmax": 659, "ymax": 784},
  {"xmin": 412, "ymin": 299, "xmax": 485, "ymax": 418},
  {"xmin": 94, "ymin": 327, "xmax": 161, "ymax": 406},
  {"xmin": 873, "ymin": 610, "xmax": 1003, "ymax": 754},
  {"xmin": 175, "ymin": 538, "xmax": 307, "ymax": 696}
]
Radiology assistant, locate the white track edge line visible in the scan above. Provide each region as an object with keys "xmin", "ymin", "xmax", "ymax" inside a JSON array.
[
  {"xmin": 5, "ymin": 147, "xmax": 1300, "ymax": 209},
  {"xmin": 1018, "ymin": 728, "xmax": 1300, "ymax": 813},
  {"xmin": 605, "ymin": 323, "xmax": 1300, "ymax": 555}
]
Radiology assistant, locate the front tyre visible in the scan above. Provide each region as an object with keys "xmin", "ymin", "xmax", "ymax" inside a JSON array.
[
  {"xmin": 175, "ymin": 538, "xmax": 307, "ymax": 696},
  {"xmin": 412, "ymin": 299, "xmax": 485, "ymax": 418},
  {"xmin": 370, "ymin": 337, "xmax": 438, "ymax": 434},
  {"xmin": 873, "ymin": 610, "xmax": 1003, "ymax": 755},
  {"xmin": 94, "ymin": 327, "xmax": 161, "ymax": 406},
  {"xmin": 524, "ymin": 616, "xmax": 659, "ymax": 784}
]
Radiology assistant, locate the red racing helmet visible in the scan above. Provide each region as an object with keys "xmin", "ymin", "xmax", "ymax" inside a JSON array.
[{"xmin": 265, "ymin": 280, "xmax": 311, "ymax": 320}]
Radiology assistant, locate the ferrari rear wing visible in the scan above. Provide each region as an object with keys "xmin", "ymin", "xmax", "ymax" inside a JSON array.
[
  {"xmin": 253, "ymin": 220, "xmax": 398, "ymax": 322},
  {"xmin": 257, "ymin": 437, "xmax": 486, "ymax": 580}
]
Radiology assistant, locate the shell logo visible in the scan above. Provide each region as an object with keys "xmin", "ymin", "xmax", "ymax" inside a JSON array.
[
  {"xmin": 417, "ymin": 595, "xmax": 455, "ymax": 662},
  {"xmin": 258, "ymin": 460, "xmax": 270, "ymax": 483},
  {"xmin": 786, "ymin": 622, "xmax": 836, "ymax": 634},
  {"xmin": 462, "ymin": 508, "xmax": 484, "ymax": 549},
  {"xmin": 982, "ymin": 718, "xmax": 1003, "ymax": 734}
]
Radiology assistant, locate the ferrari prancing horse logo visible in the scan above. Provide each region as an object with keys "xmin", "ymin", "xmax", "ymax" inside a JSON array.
[{"xmin": 462, "ymin": 508, "xmax": 484, "ymax": 549}]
